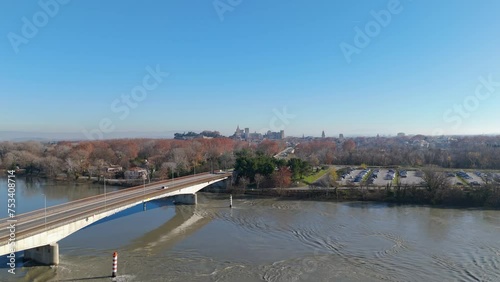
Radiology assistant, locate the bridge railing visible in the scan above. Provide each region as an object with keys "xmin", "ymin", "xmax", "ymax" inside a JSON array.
[{"xmin": 0, "ymin": 172, "xmax": 212, "ymax": 225}]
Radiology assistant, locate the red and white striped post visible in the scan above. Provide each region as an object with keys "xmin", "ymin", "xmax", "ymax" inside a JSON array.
[{"xmin": 111, "ymin": 252, "xmax": 118, "ymax": 278}]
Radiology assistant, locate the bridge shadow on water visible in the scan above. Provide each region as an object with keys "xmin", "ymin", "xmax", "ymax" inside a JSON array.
[
  {"xmin": 125, "ymin": 203, "xmax": 212, "ymax": 255},
  {"xmin": 82, "ymin": 198, "xmax": 175, "ymax": 229}
]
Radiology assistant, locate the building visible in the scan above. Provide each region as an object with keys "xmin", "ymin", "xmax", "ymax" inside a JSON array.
[
  {"xmin": 233, "ymin": 125, "xmax": 244, "ymax": 139},
  {"xmin": 248, "ymin": 132, "xmax": 263, "ymax": 141},
  {"xmin": 124, "ymin": 167, "xmax": 148, "ymax": 180},
  {"xmin": 322, "ymin": 130, "xmax": 326, "ymax": 138},
  {"xmin": 232, "ymin": 125, "xmax": 283, "ymax": 141},
  {"xmin": 339, "ymin": 134, "xmax": 344, "ymax": 139},
  {"xmin": 397, "ymin": 132, "xmax": 406, "ymax": 137},
  {"xmin": 265, "ymin": 130, "xmax": 285, "ymax": 140},
  {"xmin": 104, "ymin": 165, "xmax": 122, "ymax": 173},
  {"xmin": 244, "ymin": 128, "xmax": 250, "ymax": 140},
  {"xmin": 413, "ymin": 140, "xmax": 430, "ymax": 148}
]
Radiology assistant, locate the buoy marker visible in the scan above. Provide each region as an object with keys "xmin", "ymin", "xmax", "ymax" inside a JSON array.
[{"xmin": 111, "ymin": 252, "xmax": 118, "ymax": 278}]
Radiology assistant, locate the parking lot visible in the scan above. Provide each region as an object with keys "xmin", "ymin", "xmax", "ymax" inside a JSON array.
[
  {"xmin": 399, "ymin": 171, "xmax": 424, "ymax": 185},
  {"xmin": 339, "ymin": 168, "xmax": 425, "ymax": 187},
  {"xmin": 339, "ymin": 169, "xmax": 362, "ymax": 186},
  {"xmin": 371, "ymin": 169, "xmax": 393, "ymax": 186},
  {"xmin": 447, "ymin": 171, "xmax": 486, "ymax": 187},
  {"xmin": 480, "ymin": 172, "xmax": 500, "ymax": 183},
  {"xmin": 337, "ymin": 167, "xmax": 500, "ymax": 188},
  {"xmin": 445, "ymin": 174, "xmax": 464, "ymax": 187}
]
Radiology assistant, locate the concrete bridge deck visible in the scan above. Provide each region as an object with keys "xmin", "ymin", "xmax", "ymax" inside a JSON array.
[{"xmin": 0, "ymin": 173, "xmax": 230, "ymax": 264}]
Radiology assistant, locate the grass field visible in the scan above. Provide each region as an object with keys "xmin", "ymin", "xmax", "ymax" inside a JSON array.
[{"xmin": 303, "ymin": 168, "xmax": 330, "ymax": 184}]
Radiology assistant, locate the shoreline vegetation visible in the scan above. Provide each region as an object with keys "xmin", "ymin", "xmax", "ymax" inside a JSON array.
[
  {"xmin": 1, "ymin": 136, "xmax": 500, "ymax": 208},
  {"xmin": 224, "ymin": 185, "xmax": 500, "ymax": 209}
]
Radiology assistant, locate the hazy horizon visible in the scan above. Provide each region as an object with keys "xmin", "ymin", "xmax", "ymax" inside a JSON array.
[
  {"xmin": 1, "ymin": 129, "xmax": 499, "ymax": 143},
  {"xmin": 1, "ymin": 0, "xmax": 499, "ymax": 140}
]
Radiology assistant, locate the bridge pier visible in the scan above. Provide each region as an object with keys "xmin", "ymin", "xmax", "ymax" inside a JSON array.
[
  {"xmin": 24, "ymin": 243, "xmax": 59, "ymax": 265},
  {"xmin": 173, "ymin": 194, "xmax": 197, "ymax": 205}
]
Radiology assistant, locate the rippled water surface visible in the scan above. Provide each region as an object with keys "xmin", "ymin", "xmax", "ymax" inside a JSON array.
[{"xmin": 1, "ymin": 178, "xmax": 499, "ymax": 281}]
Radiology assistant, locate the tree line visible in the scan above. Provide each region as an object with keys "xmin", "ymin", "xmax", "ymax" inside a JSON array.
[
  {"xmin": 294, "ymin": 135, "xmax": 500, "ymax": 169},
  {"xmin": 2, "ymin": 135, "xmax": 499, "ymax": 185},
  {"xmin": 0, "ymin": 138, "xmax": 285, "ymax": 180}
]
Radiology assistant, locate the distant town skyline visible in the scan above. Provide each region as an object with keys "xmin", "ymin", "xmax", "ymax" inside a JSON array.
[
  {"xmin": 1, "ymin": 127, "xmax": 498, "ymax": 142},
  {"xmin": 1, "ymin": 1, "xmax": 500, "ymax": 139}
]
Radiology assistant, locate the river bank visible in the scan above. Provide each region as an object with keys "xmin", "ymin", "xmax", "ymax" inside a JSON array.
[
  {"xmin": 5, "ymin": 172, "xmax": 500, "ymax": 208},
  {"xmin": 222, "ymin": 186, "xmax": 500, "ymax": 209}
]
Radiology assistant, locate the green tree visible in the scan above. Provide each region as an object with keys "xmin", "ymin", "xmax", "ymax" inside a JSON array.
[
  {"xmin": 234, "ymin": 149, "xmax": 256, "ymax": 180},
  {"xmin": 287, "ymin": 158, "xmax": 311, "ymax": 180},
  {"xmin": 255, "ymin": 154, "xmax": 275, "ymax": 177}
]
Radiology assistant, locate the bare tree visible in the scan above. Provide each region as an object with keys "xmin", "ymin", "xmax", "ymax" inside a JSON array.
[
  {"xmin": 239, "ymin": 176, "xmax": 249, "ymax": 191},
  {"xmin": 40, "ymin": 156, "xmax": 63, "ymax": 178},
  {"xmin": 422, "ymin": 167, "xmax": 451, "ymax": 204},
  {"xmin": 255, "ymin": 173, "xmax": 265, "ymax": 191},
  {"xmin": 422, "ymin": 167, "xmax": 450, "ymax": 192},
  {"xmin": 0, "ymin": 142, "xmax": 14, "ymax": 160},
  {"xmin": 171, "ymin": 148, "xmax": 188, "ymax": 175},
  {"xmin": 65, "ymin": 158, "xmax": 77, "ymax": 179},
  {"xmin": 3, "ymin": 150, "xmax": 39, "ymax": 169}
]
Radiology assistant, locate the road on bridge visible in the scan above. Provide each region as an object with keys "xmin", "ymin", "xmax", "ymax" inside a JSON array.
[{"xmin": 0, "ymin": 173, "xmax": 230, "ymax": 246}]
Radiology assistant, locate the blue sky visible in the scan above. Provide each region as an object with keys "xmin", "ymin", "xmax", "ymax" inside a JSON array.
[{"xmin": 1, "ymin": 0, "xmax": 499, "ymax": 139}]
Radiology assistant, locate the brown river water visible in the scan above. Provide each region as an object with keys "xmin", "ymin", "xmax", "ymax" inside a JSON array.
[{"xmin": 1, "ymin": 177, "xmax": 499, "ymax": 282}]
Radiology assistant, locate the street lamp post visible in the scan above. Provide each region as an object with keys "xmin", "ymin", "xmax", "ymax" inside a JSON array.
[
  {"xmin": 143, "ymin": 176, "xmax": 146, "ymax": 202},
  {"xmin": 149, "ymin": 168, "xmax": 154, "ymax": 184},
  {"xmin": 104, "ymin": 175, "xmax": 107, "ymax": 210},
  {"xmin": 42, "ymin": 194, "xmax": 47, "ymax": 231}
]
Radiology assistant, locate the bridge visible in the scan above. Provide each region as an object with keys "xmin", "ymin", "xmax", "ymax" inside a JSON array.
[{"xmin": 0, "ymin": 172, "xmax": 230, "ymax": 265}]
